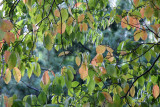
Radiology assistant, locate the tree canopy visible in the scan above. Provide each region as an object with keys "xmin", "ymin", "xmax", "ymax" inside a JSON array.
[{"xmin": 0, "ymin": 0, "xmax": 160, "ymax": 106}]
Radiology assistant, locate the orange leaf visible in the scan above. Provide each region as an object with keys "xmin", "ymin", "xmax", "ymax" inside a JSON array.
[
  {"xmin": 96, "ymin": 45, "xmax": 106, "ymax": 54},
  {"xmin": 74, "ymin": 2, "xmax": 82, "ymax": 8},
  {"xmin": 41, "ymin": 71, "xmax": 50, "ymax": 85},
  {"xmin": 23, "ymin": 0, "xmax": 28, "ymax": 3},
  {"xmin": 141, "ymin": 27, "xmax": 147, "ymax": 40},
  {"xmin": 54, "ymin": 9, "xmax": 60, "ymax": 17},
  {"xmin": 78, "ymin": 14, "xmax": 85, "ymax": 23},
  {"xmin": 13, "ymin": 67, "xmax": 21, "ymax": 83},
  {"xmin": 99, "ymin": 67, "xmax": 107, "ymax": 74},
  {"xmin": 94, "ymin": 75, "xmax": 101, "ymax": 83},
  {"xmin": 67, "ymin": 17, "xmax": 74, "ymax": 25},
  {"xmin": 129, "ymin": 16, "xmax": 140, "ymax": 30},
  {"xmin": 153, "ymin": 84, "xmax": 159, "ymax": 99},
  {"xmin": 82, "ymin": 22, "xmax": 88, "ymax": 31},
  {"xmin": 75, "ymin": 56, "xmax": 81, "ymax": 66},
  {"xmin": 121, "ymin": 16, "xmax": 128, "ymax": 28},
  {"xmin": 57, "ymin": 22, "xmax": 66, "ymax": 34},
  {"xmin": 0, "ymin": 20, "xmax": 13, "ymax": 32},
  {"xmin": 79, "ymin": 63, "xmax": 88, "ymax": 79},
  {"xmin": 4, "ymin": 32, "xmax": 15, "ymax": 45},
  {"xmin": 102, "ymin": 92, "xmax": 113, "ymax": 103},
  {"xmin": 91, "ymin": 56, "xmax": 98, "ymax": 66},
  {"xmin": 51, "ymin": 71, "xmax": 55, "ymax": 77},
  {"xmin": 140, "ymin": 8, "xmax": 145, "ymax": 18},
  {"xmin": 4, "ymin": 51, "xmax": 11, "ymax": 63},
  {"xmin": 133, "ymin": 0, "xmax": 139, "ymax": 7},
  {"xmin": 79, "ymin": 24, "xmax": 83, "ymax": 32},
  {"xmin": 3, "ymin": 68, "xmax": 11, "ymax": 84}
]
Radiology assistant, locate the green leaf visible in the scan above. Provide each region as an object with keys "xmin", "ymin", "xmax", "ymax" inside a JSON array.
[
  {"xmin": 106, "ymin": 64, "xmax": 117, "ymax": 77},
  {"xmin": 87, "ymin": 78, "xmax": 95, "ymax": 94},
  {"xmin": 26, "ymin": 63, "xmax": 33, "ymax": 79},
  {"xmin": 61, "ymin": 9, "xmax": 68, "ymax": 22},
  {"xmin": 0, "ymin": 29, "xmax": 5, "ymax": 41},
  {"xmin": 38, "ymin": 91, "xmax": 47, "ymax": 105},
  {"xmin": 8, "ymin": 52, "xmax": 17, "ymax": 70},
  {"xmin": 72, "ymin": 81, "xmax": 79, "ymax": 87},
  {"xmin": 66, "ymin": 25, "xmax": 73, "ymax": 35},
  {"xmin": 145, "ymin": 51, "xmax": 151, "ymax": 62},
  {"xmin": 67, "ymin": 70, "xmax": 74, "ymax": 81},
  {"xmin": 43, "ymin": 34, "xmax": 53, "ymax": 50},
  {"xmin": 33, "ymin": 63, "xmax": 41, "ymax": 77}
]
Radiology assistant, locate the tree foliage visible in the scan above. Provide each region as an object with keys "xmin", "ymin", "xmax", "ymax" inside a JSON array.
[{"xmin": 0, "ymin": 0, "xmax": 160, "ymax": 106}]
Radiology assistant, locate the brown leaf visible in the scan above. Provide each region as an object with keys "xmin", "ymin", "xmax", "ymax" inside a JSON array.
[
  {"xmin": 0, "ymin": 20, "xmax": 13, "ymax": 32},
  {"xmin": 41, "ymin": 71, "xmax": 50, "ymax": 85},
  {"xmin": 153, "ymin": 84, "xmax": 159, "ymax": 99},
  {"xmin": 106, "ymin": 52, "xmax": 114, "ymax": 62},
  {"xmin": 78, "ymin": 14, "xmax": 85, "ymax": 23},
  {"xmin": 82, "ymin": 22, "xmax": 88, "ymax": 31},
  {"xmin": 99, "ymin": 67, "xmax": 107, "ymax": 74},
  {"xmin": 67, "ymin": 17, "xmax": 74, "ymax": 25},
  {"xmin": 4, "ymin": 51, "xmax": 11, "ymax": 63},
  {"xmin": 106, "ymin": 46, "xmax": 113, "ymax": 53},
  {"xmin": 102, "ymin": 92, "xmax": 113, "ymax": 103},
  {"xmin": 141, "ymin": 27, "xmax": 147, "ymax": 40}
]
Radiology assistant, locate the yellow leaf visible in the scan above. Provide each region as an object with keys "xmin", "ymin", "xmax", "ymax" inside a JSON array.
[
  {"xmin": 78, "ymin": 14, "xmax": 85, "ymax": 23},
  {"xmin": 123, "ymin": 83, "xmax": 129, "ymax": 94},
  {"xmin": 134, "ymin": 30, "xmax": 141, "ymax": 41},
  {"xmin": 13, "ymin": 67, "xmax": 21, "ymax": 83},
  {"xmin": 67, "ymin": 17, "xmax": 74, "ymax": 26},
  {"xmin": 57, "ymin": 22, "xmax": 66, "ymax": 34},
  {"xmin": 75, "ymin": 56, "xmax": 81, "ymax": 66},
  {"xmin": 121, "ymin": 16, "xmax": 128, "ymax": 28},
  {"xmin": 54, "ymin": 9, "xmax": 60, "ymax": 17},
  {"xmin": 130, "ymin": 86, "xmax": 135, "ymax": 97},
  {"xmin": 4, "ymin": 51, "xmax": 11, "ymax": 63},
  {"xmin": 106, "ymin": 46, "xmax": 113, "ymax": 53},
  {"xmin": 96, "ymin": 45, "xmax": 106, "ymax": 54},
  {"xmin": 152, "ymin": 84, "xmax": 159, "ymax": 99},
  {"xmin": 102, "ymin": 92, "xmax": 113, "ymax": 103},
  {"xmin": 58, "ymin": 51, "xmax": 70, "ymax": 56},
  {"xmin": 79, "ymin": 63, "xmax": 88, "ymax": 79},
  {"xmin": 3, "ymin": 68, "xmax": 11, "ymax": 84},
  {"xmin": 106, "ymin": 52, "xmax": 114, "ymax": 62},
  {"xmin": 96, "ymin": 54, "xmax": 103, "ymax": 63},
  {"xmin": 41, "ymin": 71, "xmax": 50, "ymax": 85}
]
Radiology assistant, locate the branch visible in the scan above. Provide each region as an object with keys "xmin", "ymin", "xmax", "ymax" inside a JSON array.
[
  {"xmin": 21, "ymin": 80, "xmax": 40, "ymax": 92},
  {"xmin": 121, "ymin": 54, "xmax": 160, "ymax": 99}
]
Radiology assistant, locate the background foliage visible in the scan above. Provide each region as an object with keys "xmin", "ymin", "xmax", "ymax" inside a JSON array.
[{"xmin": 0, "ymin": 0, "xmax": 160, "ymax": 107}]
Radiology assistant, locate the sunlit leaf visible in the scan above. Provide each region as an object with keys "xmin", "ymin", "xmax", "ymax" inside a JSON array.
[
  {"xmin": 82, "ymin": 22, "xmax": 88, "ymax": 31},
  {"xmin": 106, "ymin": 46, "xmax": 113, "ymax": 53},
  {"xmin": 13, "ymin": 67, "xmax": 21, "ymax": 83},
  {"xmin": 86, "ymin": 12, "xmax": 94, "ymax": 22},
  {"xmin": 58, "ymin": 51, "xmax": 70, "ymax": 56},
  {"xmin": 134, "ymin": 30, "xmax": 141, "ymax": 41},
  {"xmin": 96, "ymin": 45, "xmax": 106, "ymax": 54},
  {"xmin": 96, "ymin": 54, "xmax": 103, "ymax": 63},
  {"xmin": 57, "ymin": 22, "xmax": 66, "ymax": 34},
  {"xmin": 75, "ymin": 56, "xmax": 81, "ymax": 66},
  {"xmin": 61, "ymin": 9, "xmax": 68, "ymax": 22},
  {"xmin": 3, "ymin": 68, "xmax": 11, "ymax": 84},
  {"xmin": 41, "ymin": 71, "xmax": 50, "ymax": 85},
  {"xmin": 106, "ymin": 52, "xmax": 114, "ymax": 62},
  {"xmin": 152, "ymin": 84, "xmax": 159, "ymax": 99},
  {"xmin": 130, "ymin": 86, "xmax": 135, "ymax": 97},
  {"xmin": 67, "ymin": 17, "xmax": 74, "ymax": 26},
  {"xmin": 102, "ymin": 92, "xmax": 113, "ymax": 103},
  {"xmin": 79, "ymin": 63, "xmax": 88, "ymax": 79}
]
